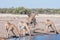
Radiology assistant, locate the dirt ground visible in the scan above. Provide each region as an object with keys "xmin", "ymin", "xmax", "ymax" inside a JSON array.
[{"xmin": 0, "ymin": 14, "xmax": 60, "ymax": 38}]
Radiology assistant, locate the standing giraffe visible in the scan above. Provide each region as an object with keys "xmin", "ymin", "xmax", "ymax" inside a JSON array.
[{"xmin": 27, "ymin": 13, "xmax": 37, "ymax": 28}]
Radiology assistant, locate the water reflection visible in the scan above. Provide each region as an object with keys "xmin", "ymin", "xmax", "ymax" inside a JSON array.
[{"xmin": 7, "ymin": 34, "xmax": 60, "ymax": 40}]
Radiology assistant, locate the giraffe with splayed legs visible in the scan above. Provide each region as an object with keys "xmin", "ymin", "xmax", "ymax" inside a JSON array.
[
  {"xmin": 18, "ymin": 21, "xmax": 31, "ymax": 36},
  {"xmin": 5, "ymin": 21, "xmax": 20, "ymax": 39},
  {"xmin": 42, "ymin": 19, "xmax": 59, "ymax": 34}
]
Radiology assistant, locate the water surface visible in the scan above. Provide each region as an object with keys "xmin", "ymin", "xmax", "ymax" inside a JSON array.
[{"xmin": 7, "ymin": 34, "xmax": 60, "ymax": 40}]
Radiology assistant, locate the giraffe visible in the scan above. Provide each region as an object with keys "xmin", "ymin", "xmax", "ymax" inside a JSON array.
[
  {"xmin": 0, "ymin": 38, "xmax": 6, "ymax": 40},
  {"xmin": 27, "ymin": 13, "xmax": 37, "ymax": 28},
  {"xmin": 44, "ymin": 19, "xmax": 59, "ymax": 34},
  {"xmin": 5, "ymin": 21, "xmax": 20, "ymax": 38},
  {"xmin": 18, "ymin": 21, "xmax": 31, "ymax": 36}
]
